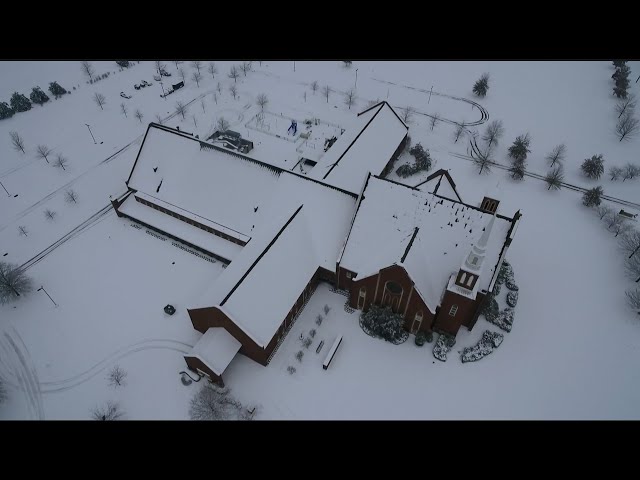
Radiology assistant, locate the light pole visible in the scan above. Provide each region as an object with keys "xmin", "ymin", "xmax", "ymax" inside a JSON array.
[
  {"xmin": 160, "ymin": 81, "xmax": 166, "ymax": 100},
  {"xmin": 0, "ymin": 179, "xmax": 10, "ymax": 197},
  {"xmin": 37, "ymin": 286, "xmax": 58, "ymax": 307},
  {"xmin": 355, "ymin": 68, "xmax": 358, "ymax": 88},
  {"xmin": 293, "ymin": 61, "xmax": 296, "ymax": 72},
  {"xmin": 85, "ymin": 124, "xmax": 96, "ymax": 144},
  {"xmin": 428, "ymin": 85, "xmax": 433, "ymax": 104}
]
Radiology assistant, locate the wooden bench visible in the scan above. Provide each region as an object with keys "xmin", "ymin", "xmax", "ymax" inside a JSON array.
[{"xmin": 322, "ymin": 335, "xmax": 343, "ymax": 370}]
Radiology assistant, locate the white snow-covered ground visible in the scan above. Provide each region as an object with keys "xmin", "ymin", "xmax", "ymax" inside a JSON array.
[{"xmin": 1, "ymin": 60, "xmax": 640, "ymax": 419}]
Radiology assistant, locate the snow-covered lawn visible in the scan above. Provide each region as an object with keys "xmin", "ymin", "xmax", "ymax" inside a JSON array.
[{"xmin": 2, "ymin": 60, "xmax": 640, "ymax": 419}]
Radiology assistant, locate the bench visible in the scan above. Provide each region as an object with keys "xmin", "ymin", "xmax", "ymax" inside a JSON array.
[
  {"xmin": 316, "ymin": 340, "xmax": 325, "ymax": 354},
  {"xmin": 322, "ymin": 335, "xmax": 343, "ymax": 370},
  {"xmin": 619, "ymin": 209, "xmax": 638, "ymax": 220}
]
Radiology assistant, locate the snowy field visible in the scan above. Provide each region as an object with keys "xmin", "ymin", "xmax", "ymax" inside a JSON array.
[{"xmin": 1, "ymin": 60, "xmax": 640, "ymax": 419}]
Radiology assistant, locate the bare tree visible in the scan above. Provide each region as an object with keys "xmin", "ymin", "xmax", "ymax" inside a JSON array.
[
  {"xmin": 91, "ymin": 401, "xmax": 124, "ymax": 421},
  {"xmin": 216, "ymin": 82, "xmax": 222, "ymax": 94},
  {"xmin": 606, "ymin": 211, "xmax": 629, "ymax": 234},
  {"xmin": 155, "ymin": 60, "xmax": 165, "ymax": 74},
  {"xmin": 595, "ymin": 205, "xmax": 614, "ymax": 220},
  {"xmin": 241, "ymin": 61, "xmax": 251, "ymax": 76},
  {"xmin": 623, "ymin": 164, "xmax": 640, "ymax": 181},
  {"xmin": 192, "ymin": 115, "xmax": 197, "ymax": 128},
  {"xmin": 0, "ymin": 262, "xmax": 33, "ymax": 303},
  {"xmin": 609, "ymin": 166, "xmax": 623, "ymax": 181},
  {"xmin": 93, "ymin": 92, "xmax": 106, "ymax": 110},
  {"xmin": 213, "ymin": 92, "xmax": 218, "ymax": 104},
  {"xmin": 344, "ymin": 89, "xmax": 356, "ymax": 110},
  {"xmin": 80, "ymin": 61, "xmax": 95, "ymax": 82},
  {"xmin": 616, "ymin": 112, "xmax": 639, "ymax": 142},
  {"xmin": 9, "ymin": 131, "xmax": 26, "ymax": 154},
  {"xmin": 191, "ymin": 60, "xmax": 202, "ymax": 74},
  {"xmin": 311, "ymin": 80, "xmax": 319, "ymax": 94},
  {"xmin": 135, "ymin": 109, "xmax": 144, "ymax": 123},
  {"xmin": 36, "ymin": 144, "xmax": 52, "ymax": 163},
  {"xmin": 615, "ymin": 94, "xmax": 636, "ymax": 119},
  {"xmin": 192, "ymin": 71, "xmax": 202, "ymax": 87},
  {"xmin": 217, "ymin": 117, "xmax": 230, "ymax": 132},
  {"xmin": 256, "ymin": 93, "xmax": 268, "ymax": 111},
  {"xmin": 173, "ymin": 60, "xmax": 182, "ymax": 70},
  {"xmin": 207, "ymin": 62, "xmax": 217, "ymax": 79},
  {"xmin": 44, "ymin": 209, "xmax": 57, "ymax": 221},
  {"xmin": 108, "ymin": 365, "xmax": 127, "ymax": 387},
  {"xmin": 230, "ymin": 85, "xmax": 238, "ymax": 100},
  {"xmin": 429, "ymin": 113, "xmax": 440, "ymax": 131},
  {"xmin": 619, "ymin": 229, "xmax": 640, "ymax": 258},
  {"xmin": 322, "ymin": 85, "xmax": 331, "ymax": 103},
  {"xmin": 65, "ymin": 189, "xmax": 78, "ymax": 204},
  {"xmin": 228, "ymin": 65, "xmax": 240, "ymax": 83},
  {"xmin": 474, "ymin": 148, "xmax": 493, "ymax": 175},
  {"xmin": 120, "ymin": 102, "xmax": 128, "ymax": 118},
  {"xmin": 155, "ymin": 113, "xmax": 163, "ymax": 124},
  {"xmin": 401, "ymin": 106, "xmax": 413, "ymax": 123},
  {"xmin": 482, "ymin": 120, "xmax": 505, "ymax": 150},
  {"xmin": 453, "ymin": 122, "xmax": 466, "ymax": 143},
  {"xmin": 175, "ymin": 101, "xmax": 187, "ymax": 119},
  {"xmin": 200, "ymin": 99, "xmax": 206, "ymax": 113},
  {"xmin": 545, "ymin": 144, "xmax": 567, "ymax": 168},
  {"xmin": 544, "ymin": 165, "xmax": 564, "ymax": 190},
  {"xmin": 626, "ymin": 288, "xmax": 640, "ymax": 314},
  {"xmin": 179, "ymin": 68, "xmax": 186, "ymax": 83},
  {"xmin": 53, "ymin": 154, "xmax": 68, "ymax": 171},
  {"xmin": 625, "ymin": 250, "xmax": 640, "ymax": 282},
  {"xmin": 18, "ymin": 226, "xmax": 28, "ymax": 237},
  {"xmin": 189, "ymin": 384, "xmax": 246, "ymax": 420}
]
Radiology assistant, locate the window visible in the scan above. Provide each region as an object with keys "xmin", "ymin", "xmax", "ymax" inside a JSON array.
[
  {"xmin": 357, "ymin": 287, "xmax": 366, "ymax": 309},
  {"xmin": 459, "ymin": 272, "xmax": 467, "ymax": 284},
  {"xmin": 449, "ymin": 305, "xmax": 458, "ymax": 316},
  {"xmin": 346, "ymin": 271, "xmax": 352, "ymax": 279},
  {"xmin": 466, "ymin": 275, "xmax": 474, "ymax": 287},
  {"xmin": 471, "ymin": 257, "xmax": 478, "ymax": 266},
  {"xmin": 415, "ymin": 311, "xmax": 423, "ymax": 322},
  {"xmin": 359, "ymin": 287, "xmax": 366, "ymax": 298}
]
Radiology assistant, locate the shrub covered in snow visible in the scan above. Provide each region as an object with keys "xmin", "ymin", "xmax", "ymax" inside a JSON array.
[
  {"xmin": 582, "ymin": 186, "xmax": 603, "ymax": 207},
  {"xmin": 479, "ymin": 294, "xmax": 499, "ymax": 322},
  {"xmin": 359, "ymin": 304, "xmax": 409, "ymax": 344},
  {"xmin": 496, "ymin": 261, "xmax": 513, "ymax": 285},
  {"xmin": 433, "ymin": 333, "xmax": 456, "ymax": 362},
  {"xmin": 302, "ymin": 337, "xmax": 312, "ymax": 349},
  {"xmin": 29, "ymin": 87, "xmax": 49, "ymax": 106},
  {"xmin": 473, "ymin": 73, "xmax": 490, "ymax": 98},
  {"xmin": 0, "ymin": 101, "xmax": 15, "ymax": 120},
  {"xmin": 505, "ymin": 278, "xmax": 519, "ymax": 291},
  {"xmin": 486, "ymin": 307, "xmax": 515, "ymax": 332},
  {"xmin": 396, "ymin": 143, "xmax": 433, "ymax": 178},
  {"xmin": 309, "ymin": 329, "xmax": 316, "ymax": 338},
  {"xmin": 506, "ymin": 291, "xmax": 519, "ymax": 308},
  {"xmin": 48, "ymin": 81, "xmax": 67, "ymax": 99},
  {"xmin": 581, "ymin": 155, "xmax": 605, "ymax": 180},
  {"xmin": 492, "ymin": 283, "xmax": 501, "ymax": 296},
  {"xmin": 461, "ymin": 330, "xmax": 504, "ymax": 363},
  {"xmin": 316, "ymin": 314, "xmax": 323, "ymax": 326},
  {"xmin": 425, "ymin": 331, "xmax": 434, "ymax": 343},
  {"xmin": 287, "ymin": 366, "xmax": 296, "ymax": 375},
  {"xmin": 415, "ymin": 331, "xmax": 427, "ymax": 347},
  {"xmin": 295, "ymin": 350, "xmax": 304, "ymax": 362},
  {"xmin": 10, "ymin": 92, "xmax": 31, "ymax": 112}
]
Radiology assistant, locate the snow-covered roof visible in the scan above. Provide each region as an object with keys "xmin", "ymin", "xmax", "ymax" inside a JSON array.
[
  {"xmin": 416, "ymin": 169, "xmax": 463, "ymax": 203},
  {"xmin": 187, "ymin": 327, "xmax": 241, "ymax": 376},
  {"xmin": 308, "ymin": 102, "xmax": 408, "ymax": 193},
  {"xmin": 340, "ymin": 176, "xmax": 513, "ymax": 311},
  {"xmin": 194, "ymin": 204, "xmax": 320, "ymax": 347},
  {"xmin": 127, "ymin": 124, "xmax": 281, "ymax": 238},
  {"xmin": 118, "ymin": 194, "xmax": 243, "ymax": 262}
]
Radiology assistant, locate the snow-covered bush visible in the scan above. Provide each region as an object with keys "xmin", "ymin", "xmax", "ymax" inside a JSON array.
[
  {"xmin": 486, "ymin": 308, "xmax": 515, "ymax": 332},
  {"xmin": 508, "ymin": 133, "xmax": 531, "ymax": 162},
  {"xmin": 505, "ymin": 278, "xmax": 519, "ymax": 291},
  {"xmin": 323, "ymin": 304, "xmax": 331, "ymax": 315},
  {"xmin": 425, "ymin": 331, "xmax": 434, "ymax": 343},
  {"xmin": 581, "ymin": 155, "xmax": 605, "ymax": 180},
  {"xmin": 359, "ymin": 304, "xmax": 409, "ymax": 344},
  {"xmin": 461, "ymin": 330, "xmax": 504, "ymax": 363},
  {"xmin": 302, "ymin": 337, "xmax": 312, "ymax": 349},
  {"xmin": 309, "ymin": 329, "xmax": 316, "ymax": 338},
  {"xmin": 479, "ymin": 295, "xmax": 499, "ymax": 322},
  {"xmin": 0, "ymin": 262, "xmax": 33, "ymax": 304},
  {"xmin": 287, "ymin": 366, "xmax": 296, "ymax": 375},
  {"xmin": 492, "ymin": 282, "xmax": 501, "ymax": 296},
  {"xmin": 433, "ymin": 333, "xmax": 456, "ymax": 362},
  {"xmin": 473, "ymin": 73, "xmax": 490, "ymax": 98},
  {"xmin": 506, "ymin": 291, "xmax": 519, "ymax": 308},
  {"xmin": 583, "ymin": 187, "xmax": 603, "ymax": 207},
  {"xmin": 496, "ymin": 261, "xmax": 512, "ymax": 285},
  {"xmin": 29, "ymin": 87, "xmax": 49, "ymax": 106},
  {"xmin": 0, "ymin": 102, "xmax": 15, "ymax": 120},
  {"xmin": 395, "ymin": 143, "xmax": 433, "ymax": 178},
  {"xmin": 316, "ymin": 314, "xmax": 323, "ymax": 326},
  {"xmin": 295, "ymin": 350, "xmax": 304, "ymax": 362},
  {"xmin": 10, "ymin": 92, "xmax": 31, "ymax": 112},
  {"xmin": 415, "ymin": 331, "xmax": 427, "ymax": 347},
  {"xmin": 48, "ymin": 81, "xmax": 67, "ymax": 99}
]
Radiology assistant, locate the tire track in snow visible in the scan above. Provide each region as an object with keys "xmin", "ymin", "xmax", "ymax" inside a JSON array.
[{"xmin": 3, "ymin": 338, "xmax": 193, "ymax": 395}]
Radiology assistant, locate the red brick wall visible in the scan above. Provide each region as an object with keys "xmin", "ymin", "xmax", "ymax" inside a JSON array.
[
  {"xmin": 184, "ymin": 356, "xmax": 224, "ymax": 387},
  {"xmin": 434, "ymin": 286, "xmax": 481, "ymax": 336}
]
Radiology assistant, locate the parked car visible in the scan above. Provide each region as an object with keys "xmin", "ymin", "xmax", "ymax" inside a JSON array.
[
  {"xmin": 142, "ymin": 80, "xmax": 153, "ymax": 87},
  {"xmin": 120, "ymin": 92, "xmax": 132, "ymax": 99},
  {"xmin": 159, "ymin": 69, "xmax": 171, "ymax": 77},
  {"xmin": 134, "ymin": 84, "xmax": 141, "ymax": 90},
  {"xmin": 153, "ymin": 75, "xmax": 161, "ymax": 82}
]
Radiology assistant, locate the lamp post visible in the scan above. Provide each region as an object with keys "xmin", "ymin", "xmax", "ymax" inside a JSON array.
[
  {"xmin": 428, "ymin": 85, "xmax": 433, "ymax": 104},
  {"xmin": 0, "ymin": 179, "xmax": 10, "ymax": 197},
  {"xmin": 37, "ymin": 286, "xmax": 58, "ymax": 307},
  {"xmin": 85, "ymin": 124, "xmax": 97, "ymax": 144},
  {"xmin": 160, "ymin": 81, "xmax": 166, "ymax": 100},
  {"xmin": 355, "ymin": 68, "xmax": 358, "ymax": 88}
]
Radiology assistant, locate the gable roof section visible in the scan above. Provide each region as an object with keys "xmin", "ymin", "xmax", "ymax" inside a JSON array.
[
  {"xmin": 415, "ymin": 169, "xmax": 463, "ymax": 203},
  {"xmin": 186, "ymin": 327, "xmax": 241, "ymax": 376},
  {"xmin": 308, "ymin": 102, "xmax": 408, "ymax": 193},
  {"xmin": 340, "ymin": 176, "xmax": 514, "ymax": 311}
]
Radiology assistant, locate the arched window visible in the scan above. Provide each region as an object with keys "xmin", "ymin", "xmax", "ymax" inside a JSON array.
[
  {"xmin": 459, "ymin": 272, "xmax": 467, "ymax": 284},
  {"xmin": 471, "ymin": 257, "xmax": 478, "ymax": 266},
  {"xmin": 411, "ymin": 310, "xmax": 423, "ymax": 334},
  {"xmin": 383, "ymin": 281, "xmax": 403, "ymax": 312},
  {"xmin": 449, "ymin": 304, "xmax": 458, "ymax": 316},
  {"xmin": 357, "ymin": 286, "xmax": 366, "ymax": 309},
  {"xmin": 466, "ymin": 275, "xmax": 474, "ymax": 287}
]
